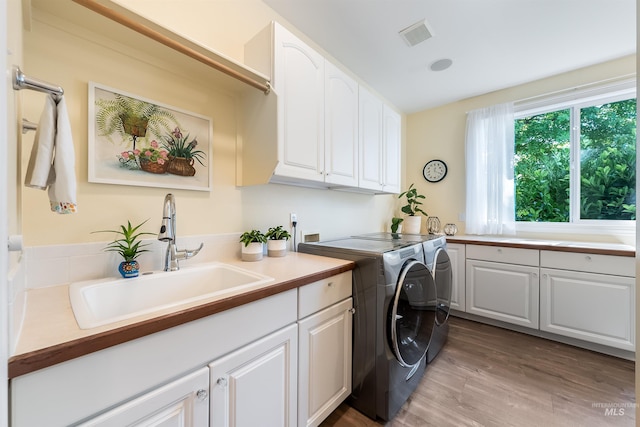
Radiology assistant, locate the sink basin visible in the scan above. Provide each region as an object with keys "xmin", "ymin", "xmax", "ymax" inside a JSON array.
[{"xmin": 69, "ymin": 263, "xmax": 274, "ymax": 329}]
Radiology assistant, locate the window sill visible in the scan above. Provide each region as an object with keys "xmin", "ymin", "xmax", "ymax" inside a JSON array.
[{"xmin": 514, "ymin": 221, "xmax": 635, "ymax": 245}]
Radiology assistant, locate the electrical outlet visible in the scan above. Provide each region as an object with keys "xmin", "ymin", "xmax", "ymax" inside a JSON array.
[{"xmin": 290, "ymin": 213, "xmax": 298, "ymax": 225}]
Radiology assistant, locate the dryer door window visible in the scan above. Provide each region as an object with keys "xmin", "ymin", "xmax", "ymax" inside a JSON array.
[
  {"xmin": 433, "ymin": 248, "xmax": 452, "ymax": 325},
  {"xmin": 390, "ymin": 260, "xmax": 437, "ymax": 367}
]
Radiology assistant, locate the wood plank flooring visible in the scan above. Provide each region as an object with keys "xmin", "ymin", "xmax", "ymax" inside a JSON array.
[{"xmin": 320, "ymin": 316, "xmax": 635, "ymax": 427}]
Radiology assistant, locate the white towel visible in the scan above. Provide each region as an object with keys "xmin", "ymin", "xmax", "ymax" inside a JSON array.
[{"xmin": 24, "ymin": 94, "xmax": 77, "ymax": 214}]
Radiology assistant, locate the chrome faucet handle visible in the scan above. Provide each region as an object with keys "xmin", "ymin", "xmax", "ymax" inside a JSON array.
[{"xmin": 180, "ymin": 243, "xmax": 204, "ymax": 260}]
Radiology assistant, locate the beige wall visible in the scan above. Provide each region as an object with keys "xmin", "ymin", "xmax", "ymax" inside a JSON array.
[
  {"xmin": 407, "ymin": 55, "xmax": 636, "ymax": 240},
  {"xmin": 21, "ymin": 1, "xmax": 397, "ymax": 247}
]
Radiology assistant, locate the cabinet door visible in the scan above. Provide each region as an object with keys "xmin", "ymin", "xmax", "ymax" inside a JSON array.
[
  {"xmin": 446, "ymin": 243, "xmax": 466, "ymax": 311},
  {"xmin": 79, "ymin": 368, "xmax": 209, "ymax": 427},
  {"xmin": 273, "ymin": 24, "xmax": 325, "ymax": 182},
  {"xmin": 324, "ymin": 61, "xmax": 358, "ymax": 186},
  {"xmin": 540, "ymin": 268, "xmax": 635, "ymax": 351},
  {"xmin": 382, "ymin": 105, "xmax": 401, "ymax": 194},
  {"xmin": 466, "ymin": 259, "xmax": 539, "ymax": 328},
  {"xmin": 209, "ymin": 324, "xmax": 297, "ymax": 427},
  {"xmin": 298, "ymin": 298, "xmax": 353, "ymax": 427},
  {"xmin": 358, "ymin": 86, "xmax": 383, "ymax": 191}
]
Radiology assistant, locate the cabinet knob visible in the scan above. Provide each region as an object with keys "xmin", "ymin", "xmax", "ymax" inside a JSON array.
[
  {"xmin": 349, "ymin": 308, "xmax": 356, "ymax": 314},
  {"xmin": 585, "ymin": 255, "xmax": 592, "ymax": 261},
  {"xmin": 327, "ymin": 282, "xmax": 333, "ymax": 287},
  {"xmin": 196, "ymin": 389, "xmax": 208, "ymax": 400},
  {"xmin": 531, "ymin": 272, "xmax": 538, "ymax": 279},
  {"xmin": 497, "ymin": 248, "xmax": 503, "ymax": 253},
  {"xmin": 216, "ymin": 377, "xmax": 228, "ymax": 388},
  {"xmin": 543, "ymin": 274, "xmax": 548, "ymax": 279}
]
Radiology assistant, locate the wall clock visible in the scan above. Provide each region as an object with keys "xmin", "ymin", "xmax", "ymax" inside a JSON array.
[{"xmin": 423, "ymin": 159, "xmax": 448, "ymax": 183}]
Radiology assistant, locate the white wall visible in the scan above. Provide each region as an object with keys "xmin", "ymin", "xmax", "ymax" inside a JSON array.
[
  {"xmin": 19, "ymin": 1, "xmax": 398, "ymax": 249},
  {"xmin": 407, "ymin": 55, "xmax": 636, "ymax": 244}
]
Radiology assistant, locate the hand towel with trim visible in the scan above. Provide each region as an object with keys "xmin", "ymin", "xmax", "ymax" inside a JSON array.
[{"xmin": 24, "ymin": 94, "xmax": 77, "ymax": 214}]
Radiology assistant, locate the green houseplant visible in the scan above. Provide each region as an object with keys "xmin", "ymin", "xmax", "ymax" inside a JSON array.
[
  {"xmin": 239, "ymin": 229, "xmax": 267, "ymax": 261},
  {"xmin": 391, "ymin": 217, "xmax": 404, "ymax": 233},
  {"xmin": 265, "ymin": 225, "xmax": 292, "ymax": 257},
  {"xmin": 93, "ymin": 219, "xmax": 155, "ymax": 278},
  {"xmin": 161, "ymin": 127, "xmax": 206, "ymax": 176},
  {"xmin": 95, "ymin": 93, "xmax": 179, "ymax": 150},
  {"xmin": 398, "ymin": 183, "xmax": 427, "ymax": 234}
]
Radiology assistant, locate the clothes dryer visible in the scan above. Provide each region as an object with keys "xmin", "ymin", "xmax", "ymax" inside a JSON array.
[
  {"xmin": 355, "ymin": 232, "xmax": 452, "ymax": 362},
  {"xmin": 298, "ymin": 238, "xmax": 436, "ymax": 421}
]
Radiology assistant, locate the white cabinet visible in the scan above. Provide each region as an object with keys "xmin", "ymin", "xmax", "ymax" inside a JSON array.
[
  {"xmin": 79, "ymin": 368, "xmax": 209, "ymax": 427},
  {"xmin": 209, "ymin": 324, "xmax": 298, "ymax": 427},
  {"xmin": 243, "ymin": 22, "xmax": 400, "ymax": 193},
  {"xmin": 539, "ymin": 251, "xmax": 635, "ymax": 351},
  {"xmin": 297, "ymin": 271, "xmax": 353, "ymax": 427},
  {"xmin": 324, "ymin": 60, "xmax": 359, "ymax": 187},
  {"xmin": 466, "ymin": 245, "xmax": 539, "ymax": 329},
  {"xmin": 446, "ymin": 243, "xmax": 466, "ymax": 311},
  {"xmin": 358, "ymin": 86, "xmax": 401, "ymax": 194},
  {"xmin": 271, "ymin": 22, "xmax": 325, "ymax": 183}
]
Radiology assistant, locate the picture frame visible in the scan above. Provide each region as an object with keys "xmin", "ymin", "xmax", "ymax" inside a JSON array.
[{"xmin": 88, "ymin": 82, "xmax": 212, "ymax": 191}]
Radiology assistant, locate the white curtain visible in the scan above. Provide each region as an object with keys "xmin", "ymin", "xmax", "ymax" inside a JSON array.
[{"xmin": 465, "ymin": 102, "xmax": 515, "ymax": 235}]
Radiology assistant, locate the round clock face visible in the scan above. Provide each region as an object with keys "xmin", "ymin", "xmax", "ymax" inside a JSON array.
[{"xmin": 423, "ymin": 160, "xmax": 448, "ymax": 183}]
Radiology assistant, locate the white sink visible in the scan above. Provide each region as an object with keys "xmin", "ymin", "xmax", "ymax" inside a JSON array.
[{"xmin": 69, "ymin": 262, "xmax": 274, "ymax": 329}]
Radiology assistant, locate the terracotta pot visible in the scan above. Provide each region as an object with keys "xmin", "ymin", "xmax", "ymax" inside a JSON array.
[{"xmin": 167, "ymin": 156, "xmax": 196, "ymax": 176}]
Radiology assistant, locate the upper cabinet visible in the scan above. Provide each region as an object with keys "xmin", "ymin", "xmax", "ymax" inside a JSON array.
[
  {"xmin": 242, "ymin": 22, "xmax": 399, "ymax": 194},
  {"xmin": 358, "ymin": 87, "xmax": 401, "ymax": 194}
]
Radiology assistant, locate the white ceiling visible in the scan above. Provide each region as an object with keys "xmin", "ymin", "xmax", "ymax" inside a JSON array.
[{"xmin": 262, "ymin": 0, "xmax": 636, "ymax": 113}]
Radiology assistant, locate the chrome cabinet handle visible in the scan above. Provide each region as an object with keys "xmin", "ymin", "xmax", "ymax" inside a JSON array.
[
  {"xmin": 216, "ymin": 377, "xmax": 227, "ymax": 387},
  {"xmin": 196, "ymin": 389, "xmax": 208, "ymax": 400}
]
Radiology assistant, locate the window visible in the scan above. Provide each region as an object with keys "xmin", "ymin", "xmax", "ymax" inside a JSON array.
[{"xmin": 514, "ymin": 83, "xmax": 636, "ymax": 225}]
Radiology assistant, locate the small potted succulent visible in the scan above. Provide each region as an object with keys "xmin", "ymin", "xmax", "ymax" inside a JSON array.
[
  {"xmin": 398, "ymin": 183, "xmax": 427, "ymax": 234},
  {"xmin": 93, "ymin": 219, "xmax": 155, "ymax": 278},
  {"xmin": 265, "ymin": 225, "xmax": 292, "ymax": 257},
  {"xmin": 239, "ymin": 229, "xmax": 267, "ymax": 261}
]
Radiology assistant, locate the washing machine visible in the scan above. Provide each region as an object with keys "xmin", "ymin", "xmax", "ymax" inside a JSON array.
[
  {"xmin": 355, "ymin": 232, "xmax": 452, "ymax": 362},
  {"xmin": 298, "ymin": 238, "xmax": 437, "ymax": 421}
]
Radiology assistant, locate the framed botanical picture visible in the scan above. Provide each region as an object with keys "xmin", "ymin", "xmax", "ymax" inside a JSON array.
[{"xmin": 88, "ymin": 82, "xmax": 212, "ymax": 191}]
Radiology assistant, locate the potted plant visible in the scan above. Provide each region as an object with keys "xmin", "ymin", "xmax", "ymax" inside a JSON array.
[
  {"xmin": 93, "ymin": 219, "xmax": 155, "ymax": 278},
  {"xmin": 265, "ymin": 225, "xmax": 292, "ymax": 257},
  {"xmin": 398, "ymin": 183, "xmax": 427, "ymax": 234},
  {"xmin": 239, "ymin": 229, "xmax": 267, "ymax": 261},
  {"xmin": 391, "ymin": 217, "xmax": 404, "ymax": 234},
  {"xmin": 161, "ymin": 127, "xmax": 206, "ymax": 176},
  {"xmin": 95, "ymin": 93, "xmax": 179, "ymax": 150}
]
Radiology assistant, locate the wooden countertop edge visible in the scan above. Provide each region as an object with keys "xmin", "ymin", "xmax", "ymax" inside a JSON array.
[
  {"xmin": 8, "ymin": 262, "xmax": 355, "ymax": 379},
  {"xmin": 446, "ymin": 238, "xmax": 635, "ymax": 257}
]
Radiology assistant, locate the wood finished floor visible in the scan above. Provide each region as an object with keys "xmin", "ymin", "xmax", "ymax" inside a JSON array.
[{"xmin": 320, "ymin": 317, "xmax": 635, "ymax": 427}]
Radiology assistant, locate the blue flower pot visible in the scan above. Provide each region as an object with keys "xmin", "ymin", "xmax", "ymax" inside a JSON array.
[{"xmin": 118, "ymin": 260, "xmax": 140, "ymax": 278}]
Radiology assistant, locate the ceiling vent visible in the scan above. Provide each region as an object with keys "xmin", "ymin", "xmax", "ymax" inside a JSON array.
[{"xmin": 399, "ymin": 19, "xmax": 434, "ymax": 47}]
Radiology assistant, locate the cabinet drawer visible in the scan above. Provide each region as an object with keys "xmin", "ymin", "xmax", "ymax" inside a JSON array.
[
  {"xmin": 299, "ymin": 271, "xmax": 352, "ymax": 318},
  {"xmin": 466, "ymin": 244, "xmax": 539, "ymax": 267},
  {"xmin": 540, "ymin": 251, "xmax": 635, "ymax": 277}
]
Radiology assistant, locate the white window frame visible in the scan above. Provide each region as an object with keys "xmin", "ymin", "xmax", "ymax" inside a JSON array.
[{"xmin": 513, "ymin": 78, "xmax": 636, "ymax": 238}]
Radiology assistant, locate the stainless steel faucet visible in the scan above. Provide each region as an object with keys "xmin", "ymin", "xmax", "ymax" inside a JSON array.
[{"xmin": 158, "ymin": 193, "xmax": 203, "ymax": 271}]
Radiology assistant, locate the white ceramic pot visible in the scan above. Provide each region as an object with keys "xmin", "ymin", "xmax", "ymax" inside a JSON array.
[
  {"xmin": 403, "ymin": 215, "xmax": 422, "ymax": 234},
  {"xmin": 241, "ymin": 242, "xmax": 264, "ymax": 261},
  {"xmin": 267, "ymin": 239, "xmax": 288, "ymax": 257}
]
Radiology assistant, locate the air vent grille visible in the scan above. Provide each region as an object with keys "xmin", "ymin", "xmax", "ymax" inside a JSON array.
[{"xmin": 399, "ymin": 20, "xmax": 433, "ymax": 47}]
